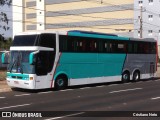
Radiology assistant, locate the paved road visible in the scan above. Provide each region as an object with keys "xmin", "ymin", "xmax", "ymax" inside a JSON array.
[{"xmin": 0, "ymin": 79, "xmax": 160, "ymax": 120}]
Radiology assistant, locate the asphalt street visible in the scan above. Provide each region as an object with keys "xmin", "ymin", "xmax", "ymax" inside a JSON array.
[{"xmin": 0, "ymin": 79, "xmax": 160, "ymax": 120}]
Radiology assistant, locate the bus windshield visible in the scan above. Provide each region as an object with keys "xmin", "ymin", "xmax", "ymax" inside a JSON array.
[
  {"xmin": 12, "ymin": 35, "xmax": 39, "ymax": 46},
  {"xmin": 8, "ymin": 51, "xmax": 35, "ymax": 74}
]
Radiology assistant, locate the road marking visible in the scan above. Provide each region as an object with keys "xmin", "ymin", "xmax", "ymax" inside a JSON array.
[
  {"xmin": 96, "ymin": 85, "xmax": 105, "ymax": 88},
  {"xmin": 109, "ymin": 88, "xmax": 143, "ymax": 94},
  {"xmin": 15, "ymin": 94, "xmax": 31, "ymax": 97},
  {"xmin": 151, "ymin": 97, "xmax": 160, "ymax": 100},
  {"xmin": 0, "ymin": 103, "xmax": 31, "ymax": 110},
  {"xmin": 60, "ymin": 89, "xmax": 73, "ymax": 92},
  {"xmin": 80, "ymin": 87, "xmax": 91, "ymax": 90},
  {"xmin": 0, "ymin": 97, "xmax": 6, "ymax": 99},
  {"xmin": 108, "ymin": 84, "xmax": 118, "ymax": 87},
  {"xmin": 45, "ymin": 112, "xmax": 85, "ymax": 120},
  {"xmin": 38, "ymin": 91, "xmax": 53, "ymax": 94}
]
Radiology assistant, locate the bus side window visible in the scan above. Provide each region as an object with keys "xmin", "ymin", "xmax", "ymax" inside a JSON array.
[
  {"xmin": 104, "ymin": 42, "xmax": 110, "ymax": 53},
  {"xmin": 144, "ymin": 43, "xmax": 149, "ymax": 54},
  {"xmin": 134, "ymin": 43, "xmax": 138, "ymax": 53},
  {"xmin": 117, "ymin": 43, "xmax": 125, "ymax": 53},
  {"xmin": 89, "ymin": 40, "xmax": 97, "ymax": 52},
  {"xmin": 36, "ymin": 51, "xmax": 48, "ymax": 76},
  {"xmin": 39, "ymin": 34, "xmax": 55, "ymax": 48},
  {"xmin": 59, "ymin": 35, "xmax": 68, "ymax": 52},
  {"xmin": 150, "ymin": 42, "xmax": 156, "ymax": 54},
  {"xmin": 128, "ymin": 43, "xmax": 132, "ymax": 53},
  {"xmin": 78, "ymin": 40, "xmax": 86, "ymax": 52},
  {"xmin": 98, "ymin": 40, "xmax": 103, "ymax": 52}
]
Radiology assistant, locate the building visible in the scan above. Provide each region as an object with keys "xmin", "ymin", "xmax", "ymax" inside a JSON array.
[
  {"xmin": 12, "ymin": 0, "xmax": 134, "ymax": 37},
  {"xmin": 134, "ymin": 0, "xmax": 160, "ymax": 55}
]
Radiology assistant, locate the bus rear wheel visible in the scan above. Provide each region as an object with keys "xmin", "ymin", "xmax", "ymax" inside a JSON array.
[
  {"xmin": 122, "ymin": 71, "xmax": 130, "ymax": 83},
  {"xmin": 55, "ymin": 76, "xmax": 68, "ymax": 90},
  {"xmin": 133, "ymin": 71, "xmax": 140, "ymax": 82}
]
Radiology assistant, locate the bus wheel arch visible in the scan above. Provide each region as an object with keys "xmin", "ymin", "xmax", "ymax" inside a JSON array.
[
  {"xmin": 122, "ymin": 70, "xmax": 130, "ymax": 83},
  {"xmin": 132, "ymin": 70, "xmax": 140, "ymax": 82},
  {"xmin": 54, "ymin": 73, "xmax": 68, "ymax": 90}
]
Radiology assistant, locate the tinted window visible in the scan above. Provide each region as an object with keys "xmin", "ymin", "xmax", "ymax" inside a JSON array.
[
  {"xmin": 59, "ymin": 35, "xmax": 156, "ymax": 54},
  {"xmin": 35, "ymin": 51, "xmax": 55, "ymax": 76},
  {"xmin": 12, "ymin": 35, "xmax": 39, "ymax": 46},
  {"xmin": 39, "ymin": 34, "xmax": 56, "ymax": 48}
]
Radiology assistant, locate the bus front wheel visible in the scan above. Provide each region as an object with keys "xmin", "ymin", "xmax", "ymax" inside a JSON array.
[
  {"xmin": 122, "ymin": 71, "xmax": 130, "ymax": 83},
  {"xmin": 55, "ymin": 76, "xmax": 68, "ymax": 90}
]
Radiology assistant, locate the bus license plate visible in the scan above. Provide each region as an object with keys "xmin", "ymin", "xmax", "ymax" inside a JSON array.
[{"xmin": 14, "ymin": 81, "xmax": 19, "ymax": 84}]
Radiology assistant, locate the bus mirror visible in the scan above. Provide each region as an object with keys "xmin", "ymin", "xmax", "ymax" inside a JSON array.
[
  {"xmin": 29, "ymin": 53, "xmax": 35, "ymax": 65},
  {"xmin": 1, "ymin": 52, "xmax": 10, "ymax": 64},
  {"xmin": 29, "ymin": 51, "xmax": 39, "ymax": 65}
]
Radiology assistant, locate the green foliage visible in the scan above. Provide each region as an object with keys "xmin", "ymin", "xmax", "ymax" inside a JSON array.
[
  {"xmin": 0, "ymin": 37, "xmax": 12, "ymax": 50},
  {"xmin": 0, "ymin": 0, "xmax": 12, "ymax": 32},
  {"xmin": 0, "ymin": 0, "xmax": 12, "ymax": 6}
]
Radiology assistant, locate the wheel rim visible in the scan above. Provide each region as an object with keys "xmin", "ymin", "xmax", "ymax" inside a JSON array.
[
  {"xmin": 134, "ymin": 72, "xmax": 139, "ymax": 81},
  {"xmin": 123, "ymin": 74, "xmax": 128, "ymax": 80},
  {"xmin": 57, "ymin": 79, "xmax": 64, "ymax": 87}
]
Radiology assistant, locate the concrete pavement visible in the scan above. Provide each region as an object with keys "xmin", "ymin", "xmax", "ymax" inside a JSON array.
[{"xmin": 0, "ymin": 80, "xmax": 11, "ymax": 92}]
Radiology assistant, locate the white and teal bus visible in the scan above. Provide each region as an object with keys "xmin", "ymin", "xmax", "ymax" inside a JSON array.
[{"xmin": 1, "ymin": 30, "xmax": 158, "ymax": 90}]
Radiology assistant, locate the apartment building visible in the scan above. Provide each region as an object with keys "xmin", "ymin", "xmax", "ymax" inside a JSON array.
[
  {"xmin": 12, "ymin": 0, "xmax": 134, "ymax": 37},
  {"xmin": 134, "ymin": 0, "xmax": 160, "ymax": 43}
]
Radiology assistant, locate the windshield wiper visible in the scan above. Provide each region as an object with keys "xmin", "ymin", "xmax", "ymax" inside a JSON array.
[
  {"xmin": 9, "ymin": 59, "xmax": 17, "ymax": 73},
  {"xmin": 19, "ymin": 64, "xmax": 23, "ymax": 74},
  {"xmin": 16, "ymin": 51, "xmax": 23, "ymax": 74}
]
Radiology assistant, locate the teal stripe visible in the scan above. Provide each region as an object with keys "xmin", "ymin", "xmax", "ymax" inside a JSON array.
[
  {"xmin": 54, "ymin": 53, "xmax": 126, "ymax": 79},
  {"xmin": 68, "ymin": 31, "xmax": 129, "ymax": 40},
  {"xmin": 7, "ymin": 73, "xmax": 29, "ymax": 80}
]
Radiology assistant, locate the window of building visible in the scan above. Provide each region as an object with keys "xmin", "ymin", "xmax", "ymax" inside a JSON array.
[
  {"xmin": 138, "ymin": 1, "xmax": 143, "ymax": 6},
  {"xmin": 148, "ymin": 30, "xmax": 153, "ymax": 36},
  {"xmin": 148, "ymin": 15, "xmax": 153, "ymax": 21},
  {"xmin": 138, "ymin": 31, "xmax": 140, "ymax": 37},
  {"xmin": 149, "ymin": 0, "xmax": 153, "ymax": 5}
]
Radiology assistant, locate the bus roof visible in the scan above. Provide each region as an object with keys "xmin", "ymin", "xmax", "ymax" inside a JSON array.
[
  {"xmin": 14, "ymin": 30, "xmax": 67, "ymax": 36},
  {"xmin": 130, "ymin": 38, "xmax": 156, "ymax": 42},
  {"xmin": 67, "ymin": 30, "xmax": 129, "ymax": 41}
]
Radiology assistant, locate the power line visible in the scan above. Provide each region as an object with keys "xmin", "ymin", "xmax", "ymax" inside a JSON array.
[
  {"xmin": 8, "ymin": 2, "xmax": 136, "ymax": 21},
  {"xmin": 3, "ymin": 1, "xmax": 160, "ymax": 35}
]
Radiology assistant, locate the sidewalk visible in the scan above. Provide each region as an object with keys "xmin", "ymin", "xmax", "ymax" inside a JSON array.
[
  {"xmin": 0, "ymin": 80, "xmax": 11, "ymax": 92},
  {"xmin": 0, "ymin": 67, "xmax": 160, "ymax": 93}
]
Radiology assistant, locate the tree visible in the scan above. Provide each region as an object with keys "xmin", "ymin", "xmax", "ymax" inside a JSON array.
[
  {"xmin": 0, "ymin": 0, "xmax": 12, "ymax": 35},
  {"xmin": 0, "ymin": 36, "xmax": 12, "ymax": 50}
]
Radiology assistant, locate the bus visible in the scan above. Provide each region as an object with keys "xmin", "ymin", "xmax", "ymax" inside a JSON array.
[{"xmin": 1, "ymin": 30, "xmax": 158, "ymax": 90}]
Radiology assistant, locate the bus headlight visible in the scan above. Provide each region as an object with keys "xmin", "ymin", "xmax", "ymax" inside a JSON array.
[{"xmin": 30, "ymin": 77, "xmax": 33, "ymax": 80}]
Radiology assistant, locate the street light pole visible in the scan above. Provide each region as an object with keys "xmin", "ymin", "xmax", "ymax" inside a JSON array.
[{"xmin": 140, "ymin": 6, "xmax": 143, "ymax": 38}]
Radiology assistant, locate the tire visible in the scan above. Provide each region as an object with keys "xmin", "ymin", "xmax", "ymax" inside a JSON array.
[
  {"xmin": 132, "ymin": 71, "xmax": 140, "ymax": 82},
  {"xmin": 122, "ymin": 72, "xmax": 130, "ymax": 83},
  {"xmin": 55, "ymin": 76, "xmax": 67, "ymax": 90}
]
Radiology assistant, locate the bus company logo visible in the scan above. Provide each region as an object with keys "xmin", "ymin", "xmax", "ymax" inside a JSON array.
[{"xmin": 2, "ymin": 112, "xmax": 11, "ymax": 117}]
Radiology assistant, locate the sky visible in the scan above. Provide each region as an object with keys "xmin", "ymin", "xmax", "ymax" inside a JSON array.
[{"xmin": 0, "ymin": 4, "xmax": 12, "ymax": 38}]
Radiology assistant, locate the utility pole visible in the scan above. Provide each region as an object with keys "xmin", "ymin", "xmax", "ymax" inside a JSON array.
[{"xmin": 140, "ymin": 6, "xmax": 143, "ymax": 38}]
